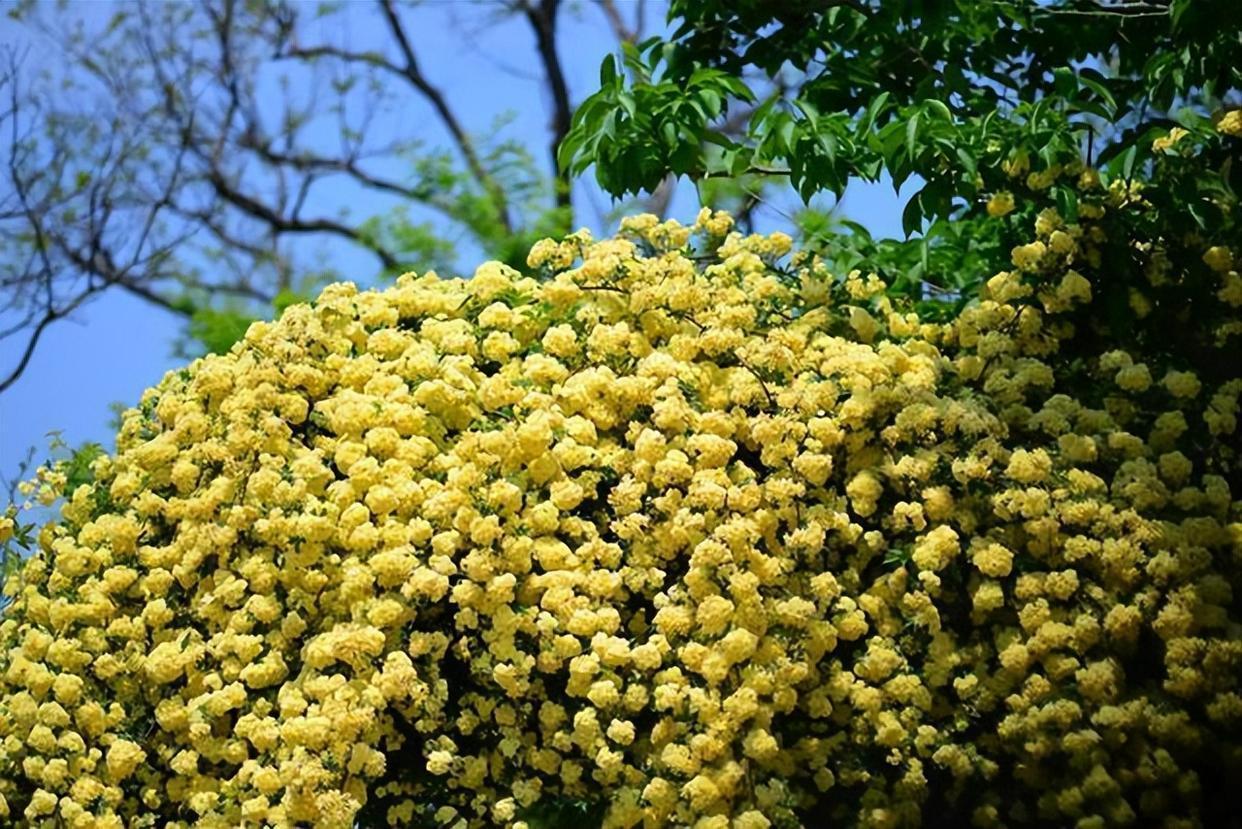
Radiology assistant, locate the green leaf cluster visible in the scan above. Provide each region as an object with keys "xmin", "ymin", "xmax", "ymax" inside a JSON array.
[{"xmin": 563, "ymin": 0, "xmax": 1241, "ymax": 230}]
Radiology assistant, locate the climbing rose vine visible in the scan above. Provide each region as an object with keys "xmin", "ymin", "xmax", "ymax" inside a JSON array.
[{"xmin": 0, "ymin": 170, "xmax": 1240, "ymax": 828}]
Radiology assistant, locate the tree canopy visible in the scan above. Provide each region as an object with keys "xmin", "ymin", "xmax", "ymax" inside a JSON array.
[{"xmin": 566, "ymin": 0, "xmax": 1240, "ymax": 203}]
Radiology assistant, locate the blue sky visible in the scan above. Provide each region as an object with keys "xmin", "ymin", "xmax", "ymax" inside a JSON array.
[{"xmin": 0, "ymin": 1, "xmax": 904, "ymax": 489}]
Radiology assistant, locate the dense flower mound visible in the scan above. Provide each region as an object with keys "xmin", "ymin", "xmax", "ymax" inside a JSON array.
[{"xmin": 1, "ymin": 191, "xmax": 1240, "ymax": 828}]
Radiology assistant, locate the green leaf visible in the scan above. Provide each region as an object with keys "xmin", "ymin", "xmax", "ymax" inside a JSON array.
[
  {"xmin": 859, "ymin": 91, "xmax": 891, "ymax": 136},
  {"xmin": 819, "ymin": 131, "xmax": 838, "ymax": 165},
  {"xmin": 1054, "ymin": 187, "xmax": 1078, "ymax": 223},
  {"xmin": 1052, "ymin": 66, "xmax": 1076, "ymax": 97},
  {"xmin": 617, "ymin": 91, "xmax": 637, "ymax": 119},
  {"xmin": 700, "ymin": 88, "xmax": 722, "ymax": 117},
  {"xmin": 661, "ymin": 121, "xmax": 679, "ymax": 150},
  {"xmin": 778, "ymin": 118, "xmax": 797, "ymax": 155},
  {"xmin": 1078, "ymin": 70, "xmax": 1118, "ymax": 118},
  {"xmin": 902, "ymin": 193, "xmax": 923, "ymax": 237},
  {"xmin": 62, "ymin": 443, "xmax": 105, "ymax": 495},
  {"xmin": 955, "ymin": 147, "xmax": 977, "ymax": 179},
  {"xmin": 925, "ymin": 99, "xmax": 952, "ymax": 121},
  {"xmin": 1121, "ymin": 144, "xmax": 1139, "ymax": 180},
  {"xmin": 884, "ymin": 547, "xmax": 912, "ymax": 568}
]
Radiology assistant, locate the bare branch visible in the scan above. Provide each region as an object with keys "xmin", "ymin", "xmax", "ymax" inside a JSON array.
[
  {"xmin": 0, "ymin": 311, "xmax": 73, "ymax": 394},
  {"xmin": 379, "ymin": 0, "xmax": 513, "ymax": 232},
  {"xmin": 237, "ymin": 138, "xmax": 456, "ymax": 214},
  {"xmin": 278, "ymin": 14, "xmax": 515, "ymax": 236},
  {"xmin": 2, "ymin": 0, "xmax": 582, "ymax": 383},
  {"xmin": 1032, "ymin": 0, "xmax": 1170, "ymax": 17},
  {"xmin": 596, "ymin": 0, "xmax": 637, "ymax": 44},
  {"xmin": 521, "ymin": 0, "xmax": 573, "ymax": 217},
  {"xmin": 0, "ymin": 45, "xmax": 199, "ymax": 390},
  {"xmin": 204, "ymin": 169, "xmax": 399, "ymax": 271}
]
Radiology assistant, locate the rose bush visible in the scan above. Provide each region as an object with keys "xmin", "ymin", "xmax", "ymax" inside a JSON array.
[{"xmin": 1, "ymin": 151, "xmax": 1240, "ymax": 828}]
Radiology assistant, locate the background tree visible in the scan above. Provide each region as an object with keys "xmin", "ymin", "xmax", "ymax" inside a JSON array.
[{"xmin": 0, "ymin": 0, "xmax": 656, "ymax": 386}]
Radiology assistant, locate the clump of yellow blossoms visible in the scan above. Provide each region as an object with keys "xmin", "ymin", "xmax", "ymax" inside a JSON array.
[{"xmin": 0, "ymin": 188, "xmax": 1239, "ymax": 829}]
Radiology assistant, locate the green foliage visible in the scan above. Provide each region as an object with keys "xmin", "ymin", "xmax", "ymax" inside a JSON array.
[
  {"xmin": 187, "ymin": 307, "xmax": 259, "ymax": 356},
  {"xmin": 0, "ymin": 532, "xmax": 28, "ymax": 613},
  {"xmin": 0, "ymin": 435, "xmax": 106, "ymax": 613},
  {"xmin": 358, "ymin": 209, "xmax": 459, "ymax": 279},
  {"xmin": 565, "ymin": 0, "xmax": 1242, "ymax": 307},
  {"xmin": 564, "ymin": 0, "xmax": 1241, "ymax": 230},
  {"xmin": 273, "ymin": 289, "xmax": 308, "ymax": 317},
  {"xmin": 559, "ymin": 44, "xmax": 755, "ymax": 195},
  {"xmin": 59, "ymin": 441, "xmax": 105, "ymax": 496}
]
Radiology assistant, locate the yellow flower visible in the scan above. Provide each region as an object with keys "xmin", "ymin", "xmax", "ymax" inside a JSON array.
[
  {"xmin": 1152, "ymin": 127, "xmax": 1189, "ymax": 152},
  {"xmin": 912, "ymin": 526, "xmax": 960, "ymax": 572},
  {"xmin": 0, "ymin": 206, "xmax": 1236, "ymax": 829},
  {"xmin": 1115, "ymin": 363, "xmax": 1152, "ymax": 393},
  {"xmin": 986, "ymin": 191, "xmax": 1016, "ymax": 217},
  {"xmin": 1217, "ymin": 109, "xmax": 1242, "ymax": 137},
  {"xmin": 105, "ymin": 740, "xmax": 146, "ymax": 782},
  {"xmin": 1203, "ymin": 245, "xmax": 1234, "ymax": 274},
  {"xmin": 1162, "ymin": 370, "xmax": 1201, "ymax": 399},
  {"xmin": 971, "ymin": 542, "xmax": 1014, "ymax": 578}
]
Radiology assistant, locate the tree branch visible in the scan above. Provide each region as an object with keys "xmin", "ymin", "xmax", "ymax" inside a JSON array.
[
  {"xmin": 522, "ymin": 0, "xmax": 573, "ymax": 217},
  {"xmin": 0, "ymin": 305, "xmax": 79, "ymax": 394},
  {"xmin": 203, "ymin": 169, "xmax": 399, "ymax": 271},
  {"xmin": 1032, "ymin": 0, "xmax": 1170, "ymax": 17},
  {"xmin": 278, "ymin": 13, "xmax": 514, "ymax": 235},
  {"xmin": 377, "ymin": 0, "xmax": 513, "ymax": 232},
  {"xmin": 596, "ymin": 0, "xmax": 637, "ymax": 44},
  {"xmin": 237, "ymin": 138, "xmax": 462, "ymax": 217}
]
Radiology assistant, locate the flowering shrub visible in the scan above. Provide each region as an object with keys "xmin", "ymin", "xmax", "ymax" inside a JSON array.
[{"xmin": 1, "ymin": 165, "xmax": 1240, "ymax": 828}]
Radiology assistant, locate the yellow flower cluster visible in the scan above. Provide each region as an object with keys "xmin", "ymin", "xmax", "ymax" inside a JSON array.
[
  {"xmin": 985, "ymin": 191, "xmax": 1015, "ymax": 218},
  {"xmin": 1151, "ymin": 127, "xmax": 1189, "ymax": 153},
  {"xmin": 0, "ymin": 191, "xmax": 1239, "ymax": 829},
  {"xmin": 1218, "ymin": 109, "xmax": 1242, "ymax": 138}
]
